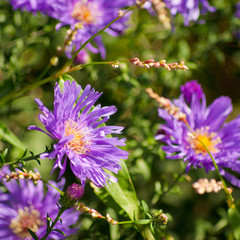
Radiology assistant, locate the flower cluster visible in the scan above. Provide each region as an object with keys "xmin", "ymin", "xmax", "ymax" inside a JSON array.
[
  {"xmin": 0, "ymin": 177, "xmax": 79, "ymax": 239},
  {"xmin": 9, "ymin": 0, "xmax": 133, "ymax": 59},
  {"xmin": 236, "ymin": 2, "xmax": 240, "ymax": 18},
  {"xmin": 0, "ymin": 168, "xmax": 41, "ymax": 184},
  {"xmin": 29, "ymin": 80, "xmax": 128, "ymax": 188},
  {"xmin": 192, "ymin": 178, "xmax": 232, "ymax": 195},
  {"xmin": 130, "ymin": 58, "xmax": 188, "ymax": 71},
  {"xmin": 164, "ymin": 0, "xmax": 216, "ymax": 25},
  {"xmin": 156, "ymin": 80, "xmax": 240, "ymax": 187}
]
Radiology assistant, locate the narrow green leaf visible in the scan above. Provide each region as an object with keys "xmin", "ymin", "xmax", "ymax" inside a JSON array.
[
  {"xmin": 27, "ymin": 228, "xmax": 39, "ymax": 240},
  {"xmin": 141, "ymin": 200, "xmax": 150, "ymax": 214},
  {"xmin": 52, "ymin": 229, "xmax": 66, "ymax": 237},
  {"xmin": 0, "ymin": 120, "xmax": 26, "ymax": 151},
  {"xmin": 134, "ymin": 219, "xmax": 151, "ymax": 225},
  {"xmin": 46, "ymin": 213, "xmax": 52, "ymax": 232},
  {"xmin": 93, "ymin": 160, "xmax": 139, "ymax": 221},
  {"xmin": 2, "ymin": 148, "xmax": 8, "ymax": 158},
  {"xmin": 0, "ymin": 154, "xmax": 5, "ymax": 168},
  {"xmin": 228, "ymin": 203, "xmax": 240, "ymax": 240}
]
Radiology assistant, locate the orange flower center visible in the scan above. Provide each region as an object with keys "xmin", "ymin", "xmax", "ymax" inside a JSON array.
[
  {"xmin": 72, "ymin": 2, "xmax": 94, "ymax": 24},
  {"xmin": 9, "ymin": 206, "xmax": 45, "ymax": 239},
  {"xmin": 187, "ymin": 127, "xmax": 221, "ymax": 155},
  {"xmin": 65, "ymin": 119, "xmax": 91, "ymax": 154}
]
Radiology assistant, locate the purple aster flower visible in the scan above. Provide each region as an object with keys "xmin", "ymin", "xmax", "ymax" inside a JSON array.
[
  {"xmin": 180, "ymin": 80, "xmax": 203, "ymax": 104},
  {"xmin": 0, "ymin": 177, "xmax": 79, "ymax": 239},
  {"xmin": 9, "ymin": 0, "xmax": 51, "ymax": 13},
  {"xmin": 28, "ymin": 80, "xmax": 128, "ymax": 188},
  {"xmin": 9, "ymin": 0, "xmax": 133, "ymax": 58},
  {"xmin": 48, "ymin": 0, "xmax": 132, "ymax": 58},
  {"xmin": 156, "ymin": 80, "xmax": 240, "ymax": 187},
  {"xmin": 235, "ymin": 2, "xmax": 240, "ymax": 18},
  {"xmin": 164, "ymin": 0, "xmax": 216, "ymax": 25}
]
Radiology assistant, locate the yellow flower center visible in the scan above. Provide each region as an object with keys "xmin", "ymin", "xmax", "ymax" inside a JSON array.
[
  {"xmin": 72, "ymin": 2, "xmax": 94, "ymax": 24},
  {"xmin": 65, "ymin": 119, "xmax": 91, "ymax": 154},
  {"xmin": 187, "ymin": 127, "xmax": 221, "ymax": 155},
  {"xmin": 9, "ymin": 206, "xmax": 45, "ymax": 239}
]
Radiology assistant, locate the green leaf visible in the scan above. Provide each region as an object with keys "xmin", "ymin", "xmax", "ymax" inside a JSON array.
[
  {"xmin": 0, "ymin": 154, "xmax": 5, "ymax": 168},
  {"xmin": 52, "ymin": 229, "xmax": 66, "ymax": 237},
  {"xmin": 93, "ymin": 160, "xmax": 139, "ymax": 221},
  {"xmin": 134, "ymin": 219, "xmax": 151, "ymax": 225},
  {"xmin": 27, "ymin": 228, "xmax": 39, "ymax": 240},
  {"xmin": 141, "ymin": 200, "xmax": 150, "ymax": 214},
  {"xmin": 0, "ymin": 120, "xmax": 26, "ymax": 151},
  {"xmin": 46, "ymin": 213, "xmax": 52, "ymax": 232},
  {"xmin": 59, "ymin": 74, "xmax": 75, "ymax": 91},
  {"xmin": 228, "ymin": 202, "xmax": 240, "ymax": 240}
]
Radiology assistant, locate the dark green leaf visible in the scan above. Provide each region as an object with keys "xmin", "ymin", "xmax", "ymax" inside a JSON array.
[
  {"xmin": 93, "ymin": 160, "xmax": 140, "ymax": 221},
  {"xmin": 0, "ymin": 154, "xmax": 5, "ymax": 168},
  {"xmin": 27, "ymin": 228, "xmax": 39, "ymax": 240},
  {"xmin": 228, "ymin": 202, "xmax": 240, "ymax": 240},
  {"xmin": 52, "ymin": 229, "xmax": 66, "ymax": 237}
]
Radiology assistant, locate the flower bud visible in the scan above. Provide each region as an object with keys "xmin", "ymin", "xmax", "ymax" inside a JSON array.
[
  {"xmin": 60, "ymin": 183, "xmax": 84, "ymax": 209},
  {"xmin": 67, "ymin": 183, "xmax": 84, "ymax": 201}
]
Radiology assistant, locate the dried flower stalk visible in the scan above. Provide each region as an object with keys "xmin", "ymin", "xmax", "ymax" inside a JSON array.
[
  {"xmin": 74, "ymin": 202, "xmax": 118, "ymax": 225},
  {"xmin": 1, "ymin": 169, "xmax": 41, "ymax": 184},
  {"xmin": 192, "ymin": 178, "xmax": 233, "ymax": 195},
  {"xmin": 130, "ymin": 58, "xmax": 188, "ymax": 71},
  {"xmin": 150, "ymin": 0, "xmax": 171, "ymax": 29},
  {"xmin": 146, "ymin": 88, "xmax": 187, "ymax": 123}
]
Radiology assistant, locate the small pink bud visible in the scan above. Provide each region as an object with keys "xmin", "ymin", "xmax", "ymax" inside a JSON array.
[{"xmin": 67, "ymin": 183, "xmax": 84, "ymax": 201}]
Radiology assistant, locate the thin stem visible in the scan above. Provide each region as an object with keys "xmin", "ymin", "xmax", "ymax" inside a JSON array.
[
  {"xmin": 185, "ymin": 122, "xmax": 234, "ymax": 207},
  {"xmin": 0, "ymin": 5, "xmax": 135, "ymax": 105},
  {"xmin": 0, "ymin": 59, "xmax": 128, "ymax": 105},
  {"xmin": 3, "ymin": 152, "xmax": 42, "ymax": 166},
  {"xmin": 154, "ymin": 168, "xmax": 186, "ymax": 206},
  {"xmin": 41, "ymin": 207, "xmax": 66, "ymax": 240},
  {"xmin": 66, "ymin": 6, "xmax": 136, "ymax": 67},
  {"xmin": 40, "ymin": 178, "xmax": 64, "ymax": 195}
]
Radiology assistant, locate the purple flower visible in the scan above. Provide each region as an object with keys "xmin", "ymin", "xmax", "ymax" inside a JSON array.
[
  {"xmin": 156, "ymin": 80, "xmax": 240, "ymax": 187},
  {"xmin": 9, "ymin": 0, "xmax": 132, "ymax": 58},
  {"xmin": 29, "ymin": 80, "xmax": 128, "ymax": 188},
  {"xmin": 67, "ymin": 183, "xmax": 84, "ymax": 201},
  {"xmin": 164, "ymin": 0, "xmax": 216, "ymax": 25},
  {"xmin": 180, "ymin": 80, "xmax": 203, "ymax": 104},
  {"xmin": 235, "ymin": 2, "xmax": 240, "ymax": 18},
  {"xmin": 48, "ymin": 0, "xmax": 132, "ymax": 58},
  {"xmin": 0, "ymin": 177, "xmax": 79, "ymax": 239},
  {"xmin": 9, "ymin": 0, "xmax": 51, "ymax": 13}
]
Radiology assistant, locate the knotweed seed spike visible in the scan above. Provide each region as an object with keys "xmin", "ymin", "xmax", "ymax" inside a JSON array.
[
  {"xmin": 192, "ymin": 178, "xmax": 233, "ymax": 195},
  {"xmin": 2, "ymin": 169, "xmax": 41, "ymax": 183},
  {"xmin": 129, "ymin": 58, "xmax": 188, "ymax": 71},
  {"xmin": 146, "ymin": 88, "xmax": 187, "ymax": 123},
  {"xmin": 74, "ymin": 203, "xmax": 118, "ymax": 224},
  {"xmin": 150, "ymin": 0, "xmax": 171, "ymax": 29}
]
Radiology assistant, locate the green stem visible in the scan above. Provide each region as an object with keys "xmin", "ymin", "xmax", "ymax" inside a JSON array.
[
  {"xmin": 40, "ymin": 207, "xmax": 66, "ymax": 240},
  {"xmin": 185, "ymin": 123, "xmax": 234, "ymax": 207},
  {"xmin": 40, "ymin": 178, "xmax": 64, "ymax": 195},
  {"xmin": 3, "ymin": 152, "xmax": 42, "ymax": 166},
  {"xmin": 0, "ymin": 59, "xmax": 129, "ymax": 105},
  {"xmin": 154, "ymin": 168, "xmax": 186, "ymax": 206},
  {"xmin": 0, "ymin": 5, "xmax": 135, "ymax": 105},
  {"xmin": 66, "ymin": 6, "xmax": 136, "ymax": 67}
]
